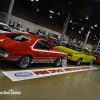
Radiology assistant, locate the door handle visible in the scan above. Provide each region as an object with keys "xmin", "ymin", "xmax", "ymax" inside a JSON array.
[{"xmin": 39, "ymin": 51, "xmax": 42, "ymax": 53}]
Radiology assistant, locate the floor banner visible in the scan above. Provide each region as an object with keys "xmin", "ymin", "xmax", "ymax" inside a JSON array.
[{"xmin": 2, "ymin": 66, "xmax": 98, "ymax": 82}]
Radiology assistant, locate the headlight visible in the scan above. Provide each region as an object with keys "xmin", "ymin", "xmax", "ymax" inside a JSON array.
[{"xmin": 4, "ymin": 53, "xmax": 9, "ymax": 58}]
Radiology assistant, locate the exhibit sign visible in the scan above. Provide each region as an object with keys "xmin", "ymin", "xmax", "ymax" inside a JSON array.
[{"xmin": 2, "ymin": 66, "xmax": 98, "ymax": 82}]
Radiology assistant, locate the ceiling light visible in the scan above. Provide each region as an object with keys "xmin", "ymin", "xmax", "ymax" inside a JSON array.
[
  {"xmin": 49, "ymin": 10, "xmax": 54, "ymax": 14},
  {"xmin": 35, "ymin": 0, "xmax": 38, "ymax": 1},
  {"xmin": 70, "ymin": 19, "xmax": 72, "ymax": 22},
  {"xmin": 94, "ymin": 24, "xmax": 97, "ymax": 27},
  {"xmin": 68, "ymin": 1, "xmax": 72, "ymax": 4},
  {"xmin": 31, "ymin": 0, "xmax": 34, "ymax": 2},
  {"xmin": 50, "ymin": 16, "xmax": 52, "ymax": 18},
  {"xmin": 94, "ymin": 39, "xmax": 95, "ymax": 40},
  {"xmin": 90, "ymin": 37, "xmax": 91, "ymax": 38},
  {"xmin": 79, "ymin": 31, "xmax": 81, "ymax": 33},
  {"xmin": 72, "ymin": 27, "xmax": 74, "ymax": 29},
  {"xmin": 36, "ymin": 9, "xmax": 39, "ymax": 11},
  {"xmin": 91, "ymin": 26, "xmax": 94, "ymax": 29},
  {"xmin": 57, "ymin": 12, "xmax": 60, "ymax": 15},
  {"xmin": 81, "ymin": 27, "xmax": 84, "ymax": 31},
  {"xmin": 86, "ymin": 15, "xmax": 89, "ymax": 19}
]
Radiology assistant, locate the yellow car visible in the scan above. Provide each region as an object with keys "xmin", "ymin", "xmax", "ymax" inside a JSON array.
[{"xmin": 55, "ymin": 44, "xmax": 96, "ymax": 66}]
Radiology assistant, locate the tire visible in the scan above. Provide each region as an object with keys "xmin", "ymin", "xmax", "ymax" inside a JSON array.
[
  {"xmin": 54, "ymin": 57, "xmax": 62, "ymax": 67},
  {"xmin": 89, "ymin": 59, "xmax": 94, "ymax": 66},
  {"xmin": 16, "ymin": 55, "xmax": 32, "ymax": 69},
  {"xmin": 75, "ymin": 58, "xmax": 82, "ymax": 66}
]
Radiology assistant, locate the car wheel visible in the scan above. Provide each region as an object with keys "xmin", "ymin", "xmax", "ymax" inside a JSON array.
[
  {"xmin": 16, "ymin": 55, "xmax": 32, "ymax": 69},
  {"xmin": 89, "ymin": 59, "xmax": 94, "ymax": 66},
  {"xmin": 54, "ymin": 57, "xmax": 62, "ymax": 67},
  {"xmin": 75, "ymin": 58, "xmax": 82, "ymax": 66}
]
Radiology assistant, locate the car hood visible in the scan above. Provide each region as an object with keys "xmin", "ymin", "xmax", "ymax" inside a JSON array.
[
  {"xmin": 0, "ymin": 34, "xmax": 17, "ymax": 49},
  {"xmin": 54, "ymin": 46, "xmax": 83, "ymax": 55}
]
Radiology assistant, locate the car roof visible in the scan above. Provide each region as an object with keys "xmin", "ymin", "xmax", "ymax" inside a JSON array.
[
  {"xmin": 13, "ymin": 32, "xmax": 45, "ymax": 42},
  {"xmin": 0, "ymin": 22, "xmax": 9, "ymax": 26}
]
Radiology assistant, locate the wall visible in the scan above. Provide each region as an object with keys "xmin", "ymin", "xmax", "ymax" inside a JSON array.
[{"xmin": 0, "ymin": 0, "xmax": 95, "ymax": 49}]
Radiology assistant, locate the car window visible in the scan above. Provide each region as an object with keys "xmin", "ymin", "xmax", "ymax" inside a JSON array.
[
  {"xmin": 0, "ymin": 24, "xmax": 11, "ymax": 32},
  {"xmin": 35, "ymin": 40, "xmax": 52, "ymax": 50},
  {"xmin": 5, "ymin": 34, "xmax": 31, "ymax": 42}
]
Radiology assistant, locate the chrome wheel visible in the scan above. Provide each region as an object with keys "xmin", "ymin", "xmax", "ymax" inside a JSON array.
[
  {"xmin": 90, "ymin": 60, "xmax": 94, "ymax": 66},
  {"xmin": 54, "ymin": 57, "xmax": 62, "ymax": 67},
  {"xmin": 56, "ymin": 58, "xmax": 62, "ymax": 66},
  {"xmin": 16, "ymin": 55, "xmax": 32, "ymax": 69},
  {"xmin": 20, "ymin": 56, "xmax": 30, "ymax": 68},
  {"xmin": 77, "ymin": 59, "xmax": 81, "ymax": 65},
  {"xmin": 76, "ymin": 58, "xmax": 82, "ymax": 66}
]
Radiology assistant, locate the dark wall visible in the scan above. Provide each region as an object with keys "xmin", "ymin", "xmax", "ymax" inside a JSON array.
[
  {"xmin": 0, "ymin": 0, "xmax": 62, "ymax": 32},
  {"xmin": 0, "ymin": 0, "xmax": 96, "ymax": 45}
]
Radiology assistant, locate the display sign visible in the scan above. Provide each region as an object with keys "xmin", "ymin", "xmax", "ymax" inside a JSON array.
[
  {"xmin": 62, "ymin": 60, "xmax": 67, "ymax": 68},
  {"xmin": 2, "ymin": 66, "xmax": 98, "ymax": 82}
]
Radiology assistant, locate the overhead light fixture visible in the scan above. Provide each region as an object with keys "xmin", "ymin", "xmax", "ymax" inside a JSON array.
[
  {"xmin": 70, "ymin": 19, "xmax": 72, "ymax": 22},
  {"xmin": 81, "ymin": 27, "xmax": 84, "ymax": 31},
  {"xmin": 57, "ymin": 12, "xmax": 60, "ymax": 15},
  {"xmin": 94, "ymin": 24, "xmax": 97, "ymax": 27},
  {"xmin": 68, "ymin": 1, "xmax": 72, "ymax": 4},
  {"xmin": 35, "ymin": 0, "xmax": 38, "ymax": 1},
  {"xmin": 91, "ymin": 26, "xmax": 94, "ymax": 29},
  {"xmin": 72, "ymin": 27, "xmax": 74, "ymax": 29},
  {"xmin": 31, "ymin": 0, "xmax": 34, "ymax": 1},
  {"xmin": 49, "ymin": 10, "xmax": 54, "ymax": 14},
  {"xmin": 50, "ymin": 16, "xmax": 52, "ymax": 18},
  {"xmin": 86, "ymin": 15, "xmax": 89, "ymax": 19},
  {"xmin": 94, "ymin": 39, "xmax": 95, "ymax": 40},
  {"xmin": 90, "ymin": 37, "xmax": 91, "ymax": 38},
  {"xmin": 79, "ymin": 31, "xmax": 81, "ymax": 33},
  {"xmin": 36, "ymin": 9, "xmax": 39, "ymax": 11}
]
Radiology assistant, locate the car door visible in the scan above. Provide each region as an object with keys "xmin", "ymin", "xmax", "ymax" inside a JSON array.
[
  {"xmin": 84, "ymin": 50, "xmax": 92, "ymax": 62},
  {"xmin": 32, "ymin": 40, "xmax": 57, "ymax": 63}
]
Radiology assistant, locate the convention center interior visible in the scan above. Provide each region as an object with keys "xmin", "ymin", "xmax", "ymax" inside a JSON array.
[{"xmin": 0, "ymin": 0, "xmax": 100, "ymax": 100}]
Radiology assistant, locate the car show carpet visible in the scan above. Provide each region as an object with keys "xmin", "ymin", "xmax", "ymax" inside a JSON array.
[{"xmin": 2, "ymin": 66, "xmax": 98, "ymax": 82}]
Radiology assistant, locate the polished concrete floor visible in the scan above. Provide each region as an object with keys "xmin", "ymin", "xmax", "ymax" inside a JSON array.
[{"xmin": 0, "ymin": 60, "xmax": 100, "ymax": 100}]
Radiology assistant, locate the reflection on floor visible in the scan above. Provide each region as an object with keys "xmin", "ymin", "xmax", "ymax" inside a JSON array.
[{"xmin": 0, "ymin": 60, "xmax": 100, "ymax": 100}]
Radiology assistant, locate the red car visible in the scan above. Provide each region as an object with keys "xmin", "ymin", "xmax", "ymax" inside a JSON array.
[
  {"xmin": 0, "ymin": 32, "xmax": 68, "ymax": 69},
  {"xmin": 90, "ymin": 52, "xmax": 100, "ymax": 65}
]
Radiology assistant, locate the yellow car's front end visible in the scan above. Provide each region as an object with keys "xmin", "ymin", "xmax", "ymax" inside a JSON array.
[{"xmin": 55, "ymin": 46, "xmax": 96, "ymax": 65}]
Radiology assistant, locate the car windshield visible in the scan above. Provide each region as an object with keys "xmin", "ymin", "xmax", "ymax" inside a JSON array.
[
  {"xmin": 5, "ymin": 34, "xmax": 31, "ymax": 42},
  {"xmin": 65, "ymin": 44, "xmax": 88, "ymax": 53},
  {"xmin": 0, "ymin": 24, "xmax": 11, "ymax": 32},
  {"xmin": 65, "ymin": 44, "xmax": 82, "ymax": 52}
]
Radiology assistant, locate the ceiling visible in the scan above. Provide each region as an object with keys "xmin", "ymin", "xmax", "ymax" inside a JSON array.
[{"xmin": 15, "ymin": 0, "xmax": 100, "ymax": 43}]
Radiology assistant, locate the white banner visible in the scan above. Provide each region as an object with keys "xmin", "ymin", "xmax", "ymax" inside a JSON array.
[{"xmin": 2, "ymin": 66, "xmax": 98, "ymax": 82}]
